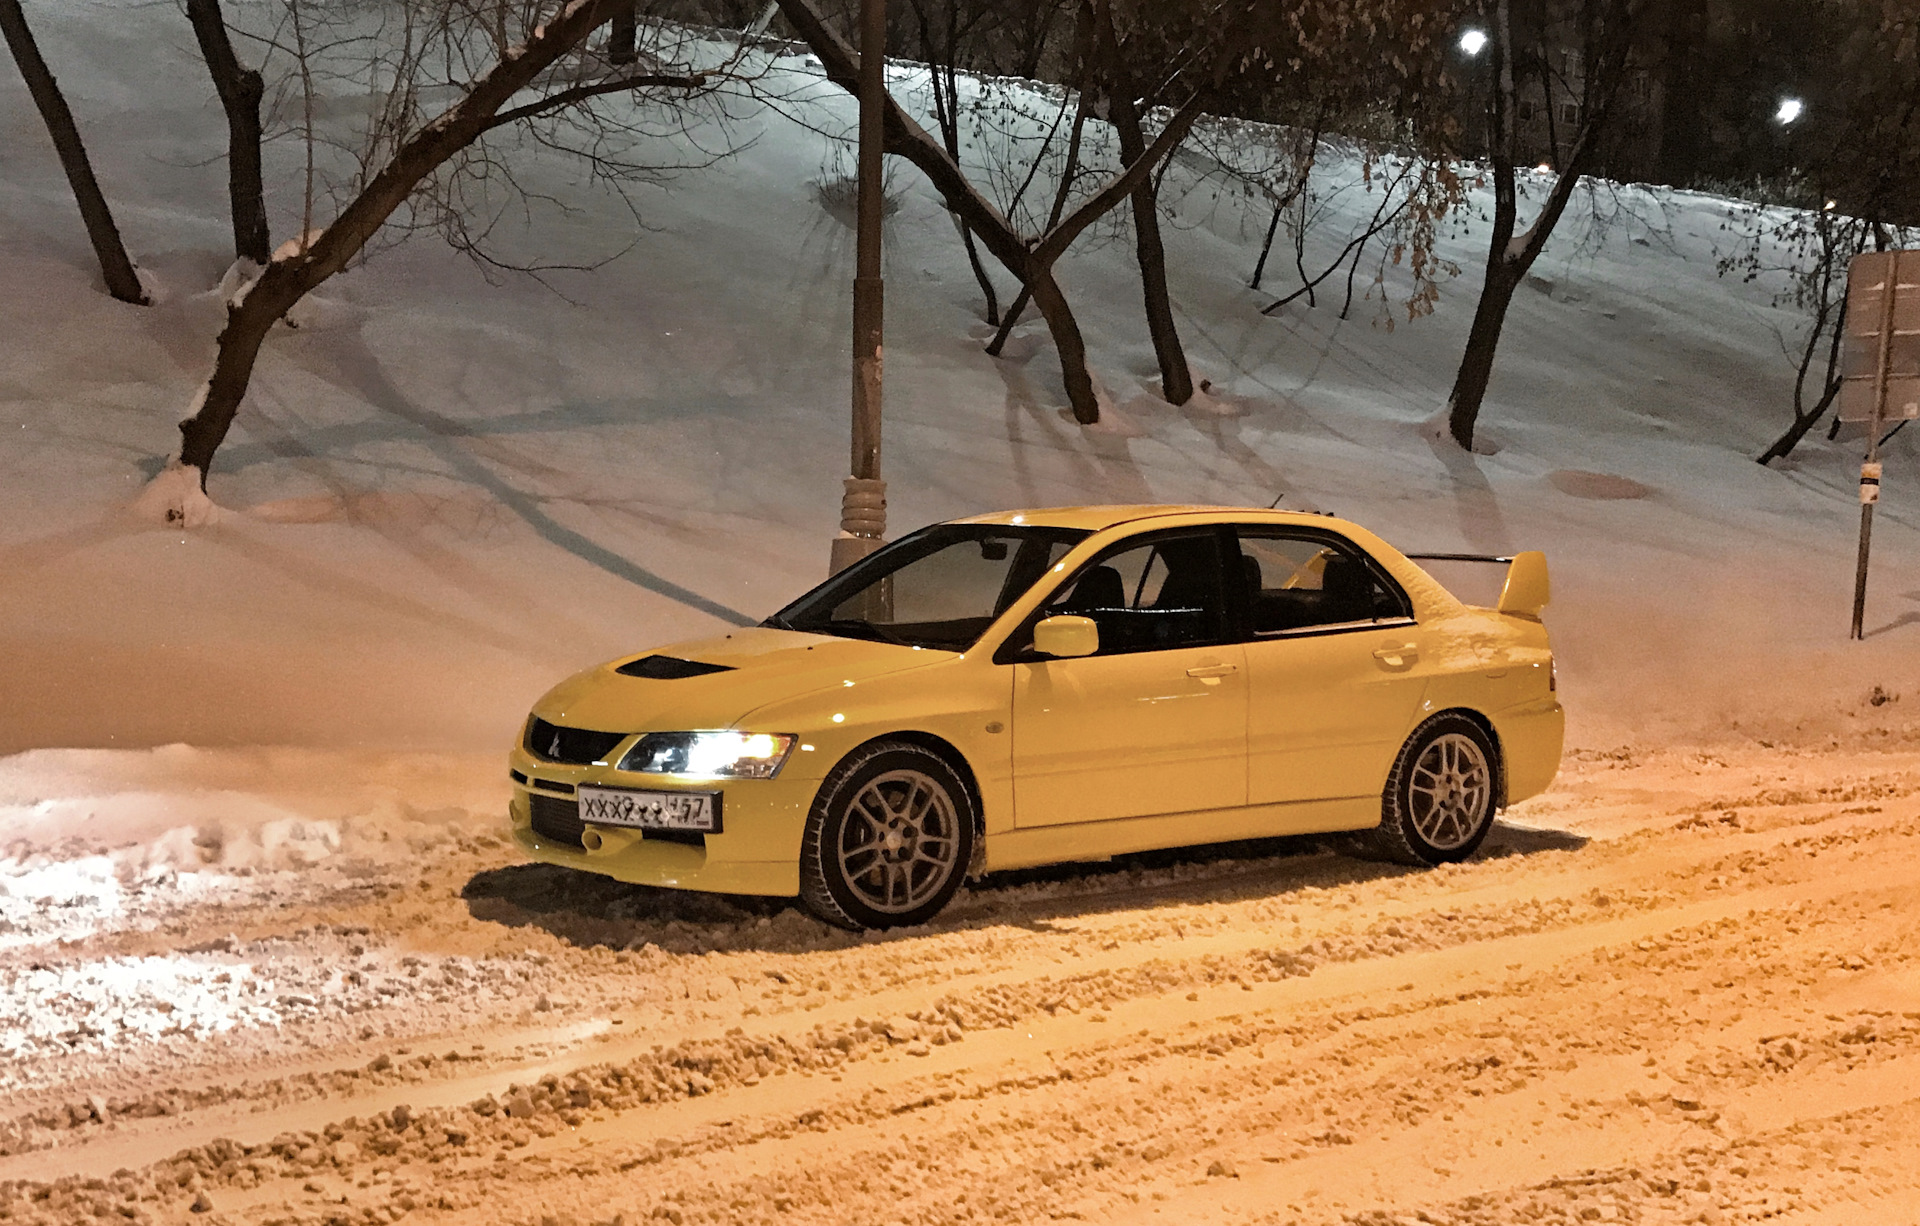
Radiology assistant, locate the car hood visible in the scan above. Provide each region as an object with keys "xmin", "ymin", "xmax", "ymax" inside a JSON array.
[{"xmin": 530, "ymin": 627, "xmax": 952, "ymax": 734}]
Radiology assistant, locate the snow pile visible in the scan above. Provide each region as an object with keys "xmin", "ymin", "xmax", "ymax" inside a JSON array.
[
  {"xmin": 129, "ymin": 459, "xmax": 224, "ymax": 528},
  {"xmin": 0, "ymin": 954, "xmax": 280, "ymax": 1062},
  {"xmin": 0, "ymin": 746, "xmax": 505, "ymax": 947},
  {"xmin": 0, "ymin": 943, "xmax": 532, "ymax": 1075}
]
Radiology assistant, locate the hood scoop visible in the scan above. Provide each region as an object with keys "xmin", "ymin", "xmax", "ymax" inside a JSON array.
[{"xmin": 616, "ymin": 654, "xmax": 735, "ymax": 680}]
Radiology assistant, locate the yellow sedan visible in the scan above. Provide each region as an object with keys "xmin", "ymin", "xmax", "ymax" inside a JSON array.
[{"xmin": 507, "ymin": 506, "xmax": 1563, "ymax": 929}]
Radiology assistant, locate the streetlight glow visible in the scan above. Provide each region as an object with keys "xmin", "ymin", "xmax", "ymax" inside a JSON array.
[
  {"xmin": 1776, "ymin": 97, "xmax": 1805, "ymax": 125},
  {"xmin": 1459, "ymin": 28, "xmax": 1488, "ymax": 56}
]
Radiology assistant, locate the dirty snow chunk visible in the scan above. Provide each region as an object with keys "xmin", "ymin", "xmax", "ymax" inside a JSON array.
[
  {"xmin": 0, "ymin": 847, "xmax": 250, "ymax": 950},
  {"xmin": 0, "ymin": 854, "xmax": 123, "ymax": 943},
  {"xmin": 131, "ymin": 459, "xmax": 224, "ymax": 528},
  {"xmin": 0, "ymin": 955, "xmax": 281, "ymax": 1061},
  {"xmin": 0, "ymin": 945, "xmax": 529, "ymax": 1078}
]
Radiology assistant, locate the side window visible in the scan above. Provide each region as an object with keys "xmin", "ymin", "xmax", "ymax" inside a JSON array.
[
  {"xmin": 1235, "ymin": 531, "xmax": 1410, "ymax": 635},
  {"xmin": 1039, "ymin": 531, "xmax": 1227, "ymax": 654}
]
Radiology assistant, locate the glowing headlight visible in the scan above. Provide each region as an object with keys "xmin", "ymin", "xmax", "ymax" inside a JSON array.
[{"xmin": 617, "ymin": 731, "xmax": 796, "ymax": 779}]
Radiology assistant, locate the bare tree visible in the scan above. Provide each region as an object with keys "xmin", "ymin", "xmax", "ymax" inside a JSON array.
[
  {"xmin": 907, "ymin": 0, "xmax": 1004, "ymax": 324},
  {"xmin": 1723, "ymin": 204, "xmax": 1873, "ymax": 465},
  {"xmin": 1444, "ymin": 0, "xmax": 1648, "ymax": 451},
  {"xmin": 168, "ymin": 0, "xmax": 720, "ymax": 496},
  {"xmin": 1244, "ymin": 106, "xmax": 1326, "ymax": 291},
  {"xmin": 184, "ymin": 0, "xmax": 271, "ymax": 265},
  {"xmin": 777, "ymin": 0, "xmax": 1211, "ymax": 423},
  {"xmin": 0, "ymin": 0, "xmax": 147, "ymax": 304}
]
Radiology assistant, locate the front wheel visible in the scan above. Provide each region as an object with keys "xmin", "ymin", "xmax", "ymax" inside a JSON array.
[
  {"xmin": 799, "ymin": 741, "xmax": 976, "ymax": 930},
  {"xmin": 1369, "ymin": 713, "xmax": 1500, "ymax": 866}
]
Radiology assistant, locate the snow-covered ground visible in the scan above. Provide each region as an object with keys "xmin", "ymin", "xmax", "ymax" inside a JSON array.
[{"xmin": 4, "ymin": 3, "xmax": 1920, "ymax": 1223}]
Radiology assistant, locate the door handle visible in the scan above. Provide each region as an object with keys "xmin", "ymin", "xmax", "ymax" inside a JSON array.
[
  {"xmin": 1372, "ymin": 644, "xmax": 1420, "ymax": 666},
  {"xmin": 1186, "ymin": 664, "xmax": 1239, "ymax": 678}
]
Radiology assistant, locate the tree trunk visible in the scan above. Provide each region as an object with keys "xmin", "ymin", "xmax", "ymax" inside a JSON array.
[
  {"xmin": 1250, "ymin": 201, "xmax": 1283, "ymax": 290},
  {"xmin": 1027, "ymin": 270, "xmax": 1098, "ymax": 423},
  {"xmin": 1095, "ymin": 2, "xmax": 1190, "ymax": 404},
  {"xmin": 1756, "ymin": 393, "xmax": 1838, "ymax": 466},
  {"xmin": 610, "ymin": 2, "xmax": 636, "ymax": 64},
  {"xmin": 175, "ymin": 0, "xmax": 682, "ymax": 484},
  {"xmin": 0, "ymin": 0, "xmax": 146, "ymax": 303},
  {"xmin": 178, "ymin": 270, "xmax": 297, "ymax": 474},
  {"xmin": 1445, "ymin": 261, "xmax": 1520, "ymax": 448},
  {"xmin": 1445, "ymin": 0, "xmax": 1638, "ymax": 450},
  {"xmin": 184, "ymin": 0, "xmax": 269, "ymax": 265}
]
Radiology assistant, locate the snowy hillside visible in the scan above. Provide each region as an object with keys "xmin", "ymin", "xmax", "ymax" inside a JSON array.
[{"xmin": 2, "ymin": 0, "xmax": 1916, "ymax": 778}]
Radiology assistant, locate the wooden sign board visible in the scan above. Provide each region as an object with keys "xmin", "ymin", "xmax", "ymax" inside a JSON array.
[{"xmin": 1839, "ymin": 249, "xmax": 1920, "ymax": 426}]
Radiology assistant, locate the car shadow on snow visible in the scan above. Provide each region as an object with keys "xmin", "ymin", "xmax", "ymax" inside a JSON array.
[{"xmin": 458, "ymin": 818, "xmax": 1589, "ymax": 954}]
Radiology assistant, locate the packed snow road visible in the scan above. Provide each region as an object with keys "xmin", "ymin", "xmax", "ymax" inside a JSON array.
[{"xmin": 1, "ymin": 742, "xmax": 1918, "ymax": 1226}]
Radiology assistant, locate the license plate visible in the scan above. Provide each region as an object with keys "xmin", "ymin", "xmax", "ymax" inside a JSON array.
[{"xmin": 576, "ymin": 785, "xmax": 721, "ymax": 834}]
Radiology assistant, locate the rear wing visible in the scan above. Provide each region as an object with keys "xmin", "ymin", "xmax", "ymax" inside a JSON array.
[{"xmin": 1403, "ymin": 552, "xmax": 1550, "ymax": 619}]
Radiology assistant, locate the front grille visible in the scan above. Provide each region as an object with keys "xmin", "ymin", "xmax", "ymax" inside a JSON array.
[
  {"xmin": 525, "ymin": 718, "xmax": 627, "ymax": 765},
  {"xmin": 529, "ymin": 793, "xmax": 585, "ymax": 848}
]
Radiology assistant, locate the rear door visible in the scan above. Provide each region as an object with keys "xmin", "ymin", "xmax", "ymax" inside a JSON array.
[
  {"xmin": 1232, "ymin": 527, "xmax": 1430, "ymax": 805},
  {"xmin": 1008, "ymin": 528, "xmax": 1248, "ymax": 827}
]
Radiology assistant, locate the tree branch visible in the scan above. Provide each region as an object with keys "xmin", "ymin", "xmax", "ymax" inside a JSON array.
[{"xmin": 485, "ymin": 70, "xmax": 710, "ymax": 131}]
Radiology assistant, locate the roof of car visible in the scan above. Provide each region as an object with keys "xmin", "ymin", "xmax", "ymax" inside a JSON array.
[{"xmin": 952, "ymin": 505, "xmax": 1346, "ymax": 532}]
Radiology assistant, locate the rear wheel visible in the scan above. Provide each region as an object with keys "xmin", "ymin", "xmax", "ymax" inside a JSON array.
[
  {"xmin": 799, "ymin": 741, "xmax": 975, "ymax": 930},
  {"xmin": 1369, "ymin": 713, "xmax": 1499, "ymax": 866}
]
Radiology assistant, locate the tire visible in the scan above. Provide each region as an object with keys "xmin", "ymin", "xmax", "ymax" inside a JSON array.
[
  {"xmin": 799, "ymin": 741, "xmax": 976, "ymax": 930},
  {"xmin": 1368, "ymin": 713, "xmax": 1500, "ymax": 867}
]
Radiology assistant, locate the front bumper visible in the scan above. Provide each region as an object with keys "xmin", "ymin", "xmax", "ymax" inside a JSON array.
[{"xmin": 507, "ymin": 749, "xmax": 813, "ymax": 897}]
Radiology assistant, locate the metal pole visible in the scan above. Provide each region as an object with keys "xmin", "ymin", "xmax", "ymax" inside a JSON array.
[
  {"xmin": 1851, "ymin": 250, "xmax": 1900, "ymax": 640},
  {"xmin": 830, "ymin": 0, "xmax": 888, "ymax": 575}
]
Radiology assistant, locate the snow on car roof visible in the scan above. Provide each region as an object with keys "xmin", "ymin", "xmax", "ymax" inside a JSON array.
[{"xmin": 951, "ymin": 505, "xmax": 1344, "ymax": 532}]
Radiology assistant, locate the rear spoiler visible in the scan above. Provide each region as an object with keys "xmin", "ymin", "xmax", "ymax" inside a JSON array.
[{"xmin": 1403, "ymin": 552, "xmax": 1551, "ymax": 619}]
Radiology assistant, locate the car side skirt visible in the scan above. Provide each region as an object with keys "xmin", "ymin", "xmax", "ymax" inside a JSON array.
[{"xmin": 980, "ymin": 796, "xmax": 1380, "ymax": 874}]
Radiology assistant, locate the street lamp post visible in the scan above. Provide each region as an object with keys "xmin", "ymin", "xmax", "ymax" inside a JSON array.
[{"xmin": 830, "ymin": 0, "xmax": 888, "ymax": 575}]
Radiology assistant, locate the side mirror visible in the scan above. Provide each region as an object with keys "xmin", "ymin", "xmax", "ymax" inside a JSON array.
[
  {"xmin": 1497, "ymin": 551, "xmax": 1550, "ymax": 619},
  {"xmin": 1033, "ymin": 614, "xmax": 1099, "ymax": 658}
]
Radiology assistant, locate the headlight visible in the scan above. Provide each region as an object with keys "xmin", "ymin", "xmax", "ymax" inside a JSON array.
[{"xmin": 617, "ymin": 731, "xmax": 796, "ymax": 779}]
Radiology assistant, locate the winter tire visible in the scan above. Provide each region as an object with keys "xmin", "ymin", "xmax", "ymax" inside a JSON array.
[
  {"xmin": 799, "ymin": 741, "xmax": 976, "ymax": 930},
  {"xmin": 1368, "ymin": 713, "xmax": 1500, "ymax": 866}
]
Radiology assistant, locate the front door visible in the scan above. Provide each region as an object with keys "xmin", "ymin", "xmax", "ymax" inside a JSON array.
[
  {"xmin": 1233, "ymin": 528, "xmax": 1430, "ymax": 805},
  {"xmin": 1011, "ymin": 529, "xmax": 1248, "ymax": 827}
]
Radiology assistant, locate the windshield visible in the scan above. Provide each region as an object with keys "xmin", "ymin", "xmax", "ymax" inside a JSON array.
[{"xmin": 768, "ymin": 524, "xmax": 1088, "ymax": 650}]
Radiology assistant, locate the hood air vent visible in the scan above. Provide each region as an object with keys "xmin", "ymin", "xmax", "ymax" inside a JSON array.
[{"xmin": 616, "ymin": 654, "xmax": 734, "ymax": 679}]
